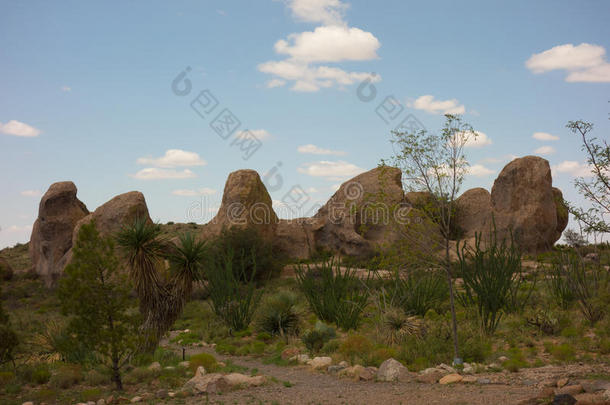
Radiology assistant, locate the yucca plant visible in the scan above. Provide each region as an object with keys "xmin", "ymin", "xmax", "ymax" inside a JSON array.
[
  {"xmin": 256, "ymin": 290, "xmax": 301, "ymax": 338},
  {"xmin": 382, "ymin": 307, "xmax": 425, "ymax": 345},
  {"xmin": 295, "ymin": 258, "xmax": 370, "ymax": 330},
  {"xmin": 391, "ymin": 269, "xmax": 447, "ymax": 317},
  {"xmin": 168, "ymin": 232, "xmax": 207, "ymax": 301}
]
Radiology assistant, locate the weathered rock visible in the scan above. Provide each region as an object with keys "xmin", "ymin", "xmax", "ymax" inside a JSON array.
[
  {"xmin": 183, "ymin": 373, "xmax": 230, "ymax": 394},
  {"xmin": 202, "ymin": 169, "xmax": 278, "ymax": 240},
  {"xmin": 130, "ymin": 397, "xmax": 142, "ymax": 403},
  {"xmin": 308, "ymin": 356, "xmax": 332, "ymax": 370},
  {"xmin": 377, "ymin": 358, "xmax": 409, "ymax": 382},
  {"xmin": 29, "ymin": 181, "xmax": 89, "ymax": 286},
  {"xmin": 339, "ymin": 365, "xmax": 374, "ymax": 381},
  {"xmin": 194, "ymin": 366, "xmax": 206, "ymax": 377},
  {"xmin": 574, "ymin": 392, "xmax": 610, "ymax": 404},
  {"xmin": 455, "ymin": 188, "xmax": 492, "ymax": 238},
  {"xmin": 273, "ymin": 218, "xmax": 323, "ymax": 260},
  {"xmin": 557, "ymin": 377, "xmax": 569, "ymax": 388},
  {"xmin": 224, "ymin": 373, "xmax": 266, "ymax": 387},
  {"xmin": 490, "ymin": 156, "xmax": 565, "ymax": 252},
  {"xmin": 439, "ymin": 373, "xmax": 463, "ymax": 385},
  {"xmin": 147, "ymin": 362, "xmax": 161, "ymax": 373},
  {"xmin": 313, "ymin": 166, "xmax": 406, "ymax": 256},
  {"xmin": 417, "ymin": 368, "xmax": 446, "ymax": 384},
  {"xmin": 553, "ymin": 187, "xmax": 569, "ymax": 241},
  {"xmin": 73, "ymin": 191, "xmax": 151, "ymax": 242},
  {"xmin": 281, "ymin": 348, "xmax": 300, "ymax": 361},
  {"xmin": 552, "ymin": 394, "xmax": 577, "ymax": 405},
  {"xmin": 556, "ymin": 385, "xmax": 583, "ymax": 396},
  {"xmin": 155, "ymin": 389, "xmax": 168, "ymax": 399}
]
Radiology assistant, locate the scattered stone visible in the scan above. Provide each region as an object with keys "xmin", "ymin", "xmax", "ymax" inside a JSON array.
[
  {"xmin": 339, "ymin": 365, "xmax": 373, "ymax": 381},
  {"xmin": 498, "ymin": 356, "xmax": 509, "ymax": 363},
  {"xmin": 556, "ymin": 384, "xmax": 583, "ymax": 396},
  {"xmin": 582, "ymin": 380, "xmax": 610, "ymax": 393},
  {"xmin": 417, "ymin": 368, "xmax": 445, "ymax": 384},
  {"xmin": 164, "ymin": 366, "xmax": 175, "ymax": 370},
  {"xmin": 462, "ymin": 376, "xmax": 477, "ymax": 384},
  {"xmin": 557, "ymin": 377, "xmax": 569, "ymax": 388},
  {"xmin": 147, "ymin": 362, "xmax": 162, "ymax": 372},
  {"xmin": 178, "ymin": 361, "xmax": 190, "ymax": 369},
  {"xmin": 130, "ymin": 397, "xmax": 142, "ymax": 403},
  {"xmin": 140, "ymin": 393, "xmax": 154, "ymax": 401},
  {"xmin": 290, "ymin": 354, "xmax": 311, "ymax": 364},
  {"xmin": 87, "ymin": 402, "xmax": 96, "ymax": 405},
  {"xmin": 377, "ymin": 358, "xmax": 409, "ymax": 382},
  {"xmin": 22, "ymin": 402, "xmax": 34, "ymax": 405},
  {"xmin": 584, "ymin": 252, "xmax": 600, "ymax": 263},
  {"xmin": 437, "ymin": 363, "xmax": 457, "ymax": 374},
  {"xmin": 195, "ymin": 366, "xmax": 206, "ymax": 377},
  {"xmin": 439, "ymin": 374, "xmax": 463, "ymax": 385},
  {"xmin": 184, "ymin": 373, "xmax": 230, "ymax": 394},
  {"xmin": 155, "ymin": 389, "xmax": 168, "ymax": 399},
  {"xmin": 106, "ymin": 395, "xmax": 115, "ymax": 404},
  {"xmin": 574, "ymin": 392, "xmax": 609, "ymax": 404},
  {"xmin": 477, "ymin": 378, "xmax": 491, "ymax": 385},
  {"xmin": 96, "ymin": 400, "xmax": 106, "ymax": 405},
  {"xmin": 308, "ymin": 356, "xmax": 332, "ymax": 370},
  {"xmin": 168, "ymin": 392, "xmax": 176, "ymax": 398},
  {"xmin": 541, "ymin": 379, "xmax": 558, "ymax": 388},
  {"xmin": 281, "ymin": 348, "xmax": 300, "ymax": 360},
  {"xmin": 551, "ymin": 394, "xmax": 577, "ymax": 405},
  {"xmin": 224, "ymin": 373, "xmax": 266, "ymax": 387},
  {"xmin": 462, "ymin": 363, "xmax": 474, "ymax": 374}
]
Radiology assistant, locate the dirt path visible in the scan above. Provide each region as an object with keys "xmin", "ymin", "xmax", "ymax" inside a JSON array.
[{"xmin": 160, "ymin": 341, "xmax": 543, "ymax": 405}]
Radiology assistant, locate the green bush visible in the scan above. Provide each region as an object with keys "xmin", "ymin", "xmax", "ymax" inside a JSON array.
[
  {"xmin": 502, "ymin": 348, "xmax": 529, "ymax": 372},
  {"xmin": 33, "ymin": 388, "xmax": 58, "ymax": 403},
  {"xmin": 189, "ymin": 353, "xmax": 218, "ymax": 373},
  {"xmin": 457, "ymin": 228, "xmax": 529, "ymax": 334},
  {"xmin": 545, "ymin": 342, "xmax": 576, "ymax": 362},
  {"xmin": 0, "ymin": 297, "xmax": 18, "ymax": 366},
  {"xmin": 256, "ymin": 290, "xmax": 301, "ymax": 337},
  {"xmin": 80, "ymin": 388, "xmax": 102, "ymax": 402},
  {"xmin": 206, "ymin": 248, "xmax": 263, "ymax": 331},
  {"xmin": 123, "ymin": 367, "xmax": 154, "ymax": 385},
  {"xmin": 339, "ymin": 334, "xmax": 374, "ymax": 364},
  {"xmin": 49, "ymin": 364, "xmax": 83, "ymax": 389},
  {"xmin": 208, "ymin": 226, "xmax": 282, "ymax": 282},
  {"xmin": 0, "ymin": 371, "xmax": 16, "ymax": 385},
  {"xmin": 21, "ymin": 363, "xmax": 52, "ymax": 385},
  {"xmin": 390, "ymin": 269, "xmax": 447, "ymax": 317},
  {"xmin": 548, "ymin": 260, "xmax": 576, "ymax": 309},
  {"xmin": 84, "ymin": 369, "xmax": 108, "ymax": 386},
  {"xmin": 296, "ymin": 259, "xmax": 370, "ymax": 330},
  {"xmin": 216, "ymin": 343, "xmax": 238, "ymax": 355},
  {"xmin": 301, "ymin": 322, "xmax": 336, "ymax": 354}
]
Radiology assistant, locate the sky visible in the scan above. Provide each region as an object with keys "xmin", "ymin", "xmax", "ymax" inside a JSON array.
[{"xmin": 1, "ymin": 0, "xmax": 609, "ymax": 248}]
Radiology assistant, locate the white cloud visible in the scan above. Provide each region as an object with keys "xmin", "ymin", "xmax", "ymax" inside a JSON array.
[
  {"xmin": 298, "ymin": 160, "xmax": 364, "ymax": 178},
  {"xmin": 297, "ymin": 144, "xmax": 346, "ymax": 155},
  {"xmin": 468, "ymin": 164, "xmax": 495, "ymax": 177},
  {"xmin": 534, "ymin": 145, "xmax": 556, "ymax": 155},
  {"xmin": 306, "ymin": 187, "xmax": 319, "ymax": 193},
  {"xmin": 481, "ymin": 154, "xmax": 518, "ymax": 164},
  {"xmin": 410, "ymin": 95, "xmax": 466, "ymax": 115},
  {"xmin": 132, "ymin": 168, "xmax": 196, "ymax": 180},
  {"xmin": 61, "ymin": 85, "xmax": 71, "ymax": 92},
  {"xmin": 286, "ymin": 0, "xmax": 348, "ymax": 25},
  {"xmin": 552, "ymin": 161, "xmax": 593, "ymax": 177},
  {"xmin": 172, "ymin": 188, "xmax": 217, "ymax": 196},
  {"xmin": 3, "ymin": 225, "xmax": 32, "ymax": 233},
  {"xmin": 137, "ymin": 149, "xmax": 206, "ymax": 168},
  {"xmin": 20, "ymin": 190, "xmax": 42, "ymax": 197},
  {"xmin": 235, "ymin": 129, "xmax": 272, "ymax": 140},
  {"xmin": 463, "ymin": 131, "xmax": 492, "ymax": 148},
  {"xmin": 0, "ymin": 120, "xmax": 41, "ymax": 137},
  {"xmin": 260, "ymin": 0, "xmax": 380, "ymax": 92},
  {"xmin": 533, "ymin": 132, "xmax": 559, "ymax": 141},
  {"xmin": 274, "ymin": 26, "xmax": 380, "ymax": 63},
  {"xmin": 526, "ymin": 43, "xmax": 610, "ymax": 83}
]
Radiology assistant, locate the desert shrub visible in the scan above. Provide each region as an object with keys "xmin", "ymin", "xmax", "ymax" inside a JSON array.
[
  {"xmin": 216, "ymin": 343, "xmax": 237, "ymax": 355},
  {"xmin": 457, "ymin": 229, "xmax": 529, "ymax": 334},
  {"xmin": 301, "ymin": 322, "xmax": 336, "ymax": 354},
  {"xmin": 380, "ymin": 307, "xmax": 425, "ymax": 345},
  {"xmin": 0, "ymin": 371, "xmax": 16, "ymax": 385},
  {"xmin": 548, "ymin": 260, "xmax": 576, "ymax": 309},
  {"xmin": 339, "ymin": 334, "xmax": 374, "ymax": 364},
  {"xmin": 208, "ymin": 226, "xmax": 282, "ymax": 282},
  {"xmin": 544, "ymin": 342, "xmax": 576, "ymax": 362},
  {"xmin": 390, "ymin": 269, "xmax": 448, "ymax": 317},
  {"xmin": 256, "ymin": 290, "xmax": 301, "ymax": 337},
  {"xmin": 256, "ymin": 332, "xmax": 272, "ymax": 342},
  {"xmin": 206, "ymin": 248, "xmax": 263, "ymax": 332},
  {"xmin": 502, "ymin": 347, "xmax": 529, "ymax": 372},
  {"xmin": 49, "ymin": 364, "xmax": 83, "ymax": 389},
  {"xmin": 33, "ymin": 388, "xmax": 58, "ymax": 403},
  {"xmin": 189, "ymin": 353, "xmax": 218, "ymax": 373},
  {"xmin": 320, "ymin": 339, "xmax": 340, "ymax": 355},
  {"xmin": 296, "ymin": 258, "xmax": 370, "ymax": 330},
  {"xmin": 526, "ymin": 310, "xmax": 560, "ymax": 335},
  {"xmin": 171, "ymin": 330, "xmax": 202, "ymax": 346},
  {"xmin": 80, "ymin": 388, "xmax": 102, "ymax": 402},
  {"xmin": 18, "ymin": 363, "xmax": 52, "ymax": 385},
  {"xmin": 554, "ymin": 253, "xmax": 609, "ymax": 325},
  {"xmin": 0, "ymin": 260, "xmax": 13, "ymax": 281},
  {"xmin": 0, "ymin": 296, "xmax": 18, "ymax": 366},
  {"xmin": 84, "ymin": 369, "xmax": 108, "ymax": 386},
  {"xmin": 124, "ymin": 367, "xmax": 154, "ymax": 385}
]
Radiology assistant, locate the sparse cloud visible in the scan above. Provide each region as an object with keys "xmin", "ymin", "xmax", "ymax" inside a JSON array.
[
  {"xmin": 266, "ymin": 78, "xmax": 286, "ymax": 88},
  {"xmin": 533, "ymin": 132, "xmax": 559, "ymax": 141},
  {"xmin": 468, "ymin": 164, "xmax": 495, "ymax": 177},
  {"xmin": 172, "ymin": 188, "xmax": 217, "ymax": 196},
  {"xmin": 20, "ymin": 190, "xmax": 42, "ymax": 197},
  {"xmin": 298, "ymin": 160, "xmax": 364, "ymax": 179},
  {"xmin": 552, "ymin": 161, "xmax": 593, "ymax": 177},
  {"xmin": 463, "ymin": 131, "xmax": 492, "ymax": 148},
  {"xmin": 0, "ymin": 120, "xmax": 41, "ymax": 137},
  {"xmin": 409, "ymin": 95, "xmax": 466, "ymax": 115},
  {"xmin": 297, "ymin": 144, "xmax": 346, "ymax": 155},
  {"xmin": 235, "ymin": 129, "xmax": 272, "ymax": 140},
  {"xmin": 525, "ymin": 43, "xmax": 610, "ymax": 83},
  {"xmin": 286, "ymin": 0, "xmax": 349, "ymax": 26},
  {"xmin": 61, "ymin": 85, "xmax": 71, "ymax": 92},
  {"xmin": 534, "ymin": 145, "xmax": 556, "ymax": 155},
  {"xmin": 137, "ymin": 149, "xmax": 206, "ymax": 168},
  {"xmin": 132, "ymin": 168, "xmax": 196, "ymax": 180}
]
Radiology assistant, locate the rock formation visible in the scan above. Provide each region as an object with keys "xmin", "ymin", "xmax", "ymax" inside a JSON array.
[
  {"xmin": 455, "ymin": 188, "xmax": 492, "ymax": 239},
  {"xmin": 29, "ymin": 181, "xmax": 89, "ymax": 286},
  {"xmin": 202, "ymin": 169, "xmax": 278, "ymax": 240}
]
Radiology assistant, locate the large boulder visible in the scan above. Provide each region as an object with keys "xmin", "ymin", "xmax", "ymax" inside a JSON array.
[
  {"xmin": 455, "ymin": 188, "xmax": 492, "ymax": 239},
  {"xmin": 202, "ymin": 169, "xmax": 278, "ymax": 240},
  {"xmin": 313, "ymin": 166, "xmax": 406, "ymax": 256},
  {"xmin": 552, "ymin": 187, "xmax": 569, "ymax": 242},
  {"xmin": 73, "ymin": 191, "xmax": 151, "ymax": 241},
  {"xmin": 29, "ymin": 182, "xmax": 89, "ymax": 286},
  {"xmin": 490, "ymin": 156, "xmax": 565, "ymax": 252},
  {"xmin": 273, "ymin": 218, "xmax": 323, "ymax": 260}
]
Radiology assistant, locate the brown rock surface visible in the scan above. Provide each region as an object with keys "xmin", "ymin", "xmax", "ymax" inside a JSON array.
[
  {"xmin": 455, "ymin": 188, "xmax": 492, "ymax": 238},
  {"xmin": 273, "ymin": 218, "xmax": 323, "ymax": 259},
  {"xmin": 202, "ymin": 169, "xmax": 278, "ymax": 240},
  {"xmin": 29, "ymin": 181, "xmax": 89, "ymax": 285}
]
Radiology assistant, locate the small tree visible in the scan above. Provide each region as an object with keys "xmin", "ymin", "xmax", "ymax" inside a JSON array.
[
  {"xmin": 566, "ymin": 120, "xmax": 609, "ymax": 236},
  {"xmin": 58, "ymin": 222, "xmax": 141, "ymax": 390},
  {"xmin": 389, "ymin": 114, "xmax": 477, "ymax": 363}
]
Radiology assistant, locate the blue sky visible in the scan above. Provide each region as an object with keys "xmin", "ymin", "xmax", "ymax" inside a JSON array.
[{"xmin": 1, "ymin": 0, "xmax": 609, "ymax": 248}]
